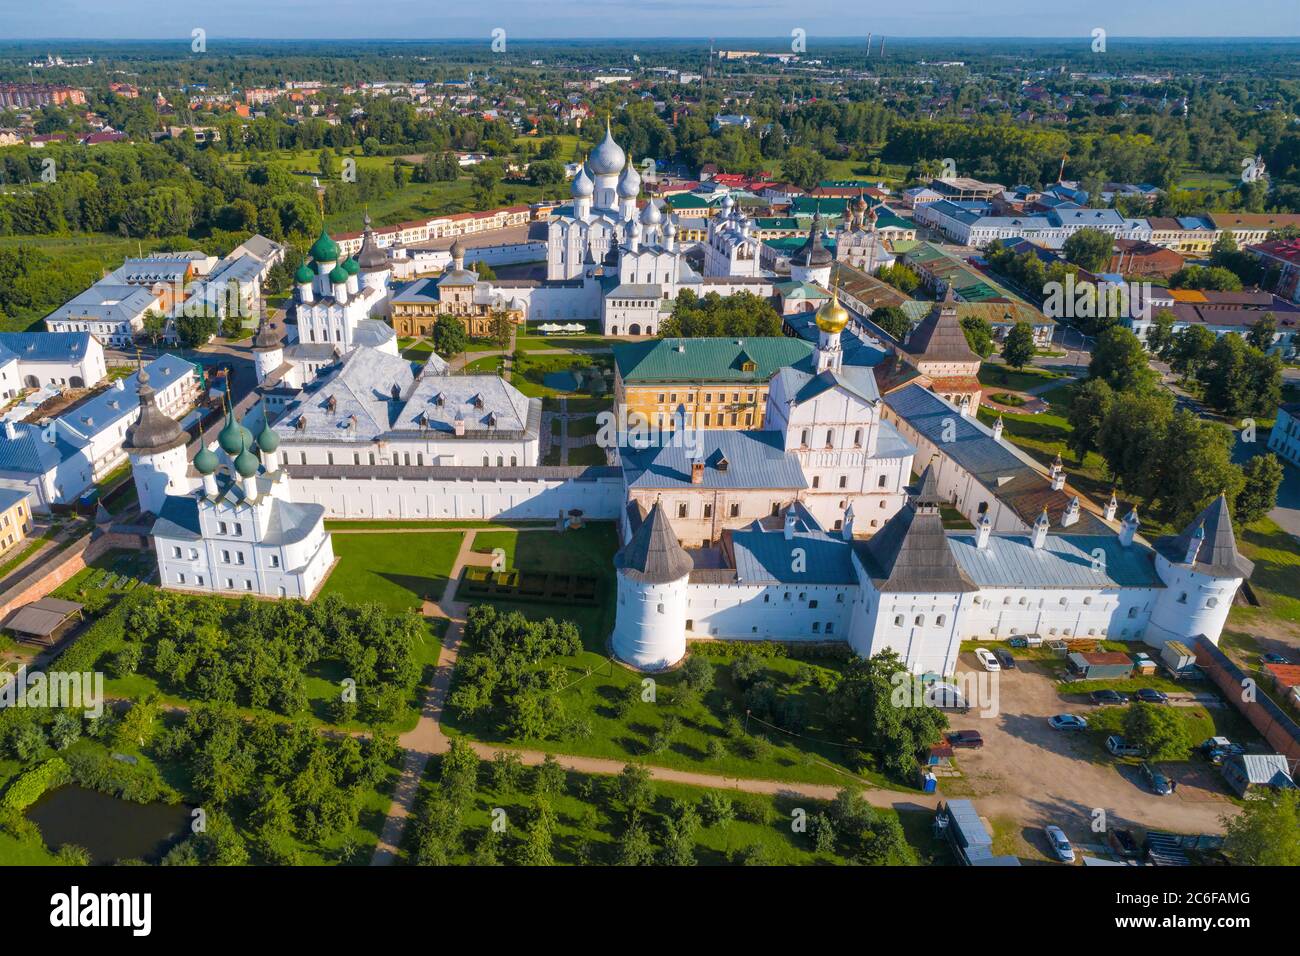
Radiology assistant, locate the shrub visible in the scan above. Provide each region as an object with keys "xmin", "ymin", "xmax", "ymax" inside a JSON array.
[{"xmin": 0, "ymin": 756, "xmax": 70, "ymax": 810}]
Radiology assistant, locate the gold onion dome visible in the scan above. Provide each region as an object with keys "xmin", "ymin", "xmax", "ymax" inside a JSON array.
[{"xmin": 815, "ymin": 293, "xmax": 849, "ymax": 333}]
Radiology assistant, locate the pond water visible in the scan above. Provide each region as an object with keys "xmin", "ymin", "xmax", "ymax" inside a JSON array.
[{"xmin": 26, "ymin": 786, "xmax": 192, "ymax": 865}]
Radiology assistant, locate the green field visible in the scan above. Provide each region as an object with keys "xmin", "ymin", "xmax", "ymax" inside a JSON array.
[{"xmin": 320, "ymin": 531, "xmax": 464, "ymax": 612}]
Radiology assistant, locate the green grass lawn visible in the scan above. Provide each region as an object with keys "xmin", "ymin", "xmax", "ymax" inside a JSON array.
[
  {"xmin": 566, "ymin": 444, "xmax": 609, "ymax": 466},
  {"xmin": 464, "ymin": 354, "xmax": 505, "ymax": 374},
  {"xmin": 321, "ymin": 531, "xmax": 464, "ymax": 612},
  {"xmin": 978, "ymin": 363, "xmax": 1063, "ymax": 392},
  {"xmin": 1233, "ymin": 517, "xmax": 1300, "ymax": 624}
]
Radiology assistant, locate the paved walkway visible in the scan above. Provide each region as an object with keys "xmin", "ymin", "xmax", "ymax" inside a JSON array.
[{"xmin": 368, "ymin": 527, "xmax": 936, "ymax": 864}]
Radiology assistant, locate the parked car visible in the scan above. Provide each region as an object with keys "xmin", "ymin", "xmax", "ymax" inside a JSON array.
[
  {"xmin": 1090, "ymin": 689, "xmax": 1126, "ymax": 706},
  {"xmin": 1045, "ymin": 825, "xmax": 1075, "ymax": 863},
  {"xmin": 1049, "ymin": 714, "xmax": 1089, "ymax": 731},
  {"xmin": 1260, "ymin": 652, "xmax": 1293, "ymax": 665},
  {"xmin": 975, "ymin": 648, "xmax": 1001, "ymax": 672},
  {"xmin": 1106, "ymin": 734, "xmax": 1142, "ymax": 757},
  {"xmin": 1133, "ymin": 688, "xmax": 1169, "ymax": 704},
  {"xmin": 994, "ymin": 648, "xmax": 1016, "ymax": 670},
  {"xmin": 1109, "ymin": 828, "xmax": 1141, "ymax": 859},
  {"xmin": 948, "ymin": 730, "xmax": 984, "ymax": 749},
  {"xmin": 1139, "ymin": 762, "xmax": 1174, "ymax": 795}
]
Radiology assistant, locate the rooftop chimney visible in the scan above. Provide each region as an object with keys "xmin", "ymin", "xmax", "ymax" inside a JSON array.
[
  {"xmin": 1119, "ymin": 508, "xmax": 1140, "ymax": 548},
  {"xmin": 690, "ymin": 460, "xmax": 704, "ymax": 485},
  {"xmin": 1062, "ymin": 495, "xmax": 1080, "ymax": 527},
  {"xmin": 976, "ymin": 513, "xmax": 992, "ymax": 549},
  {"xmin": 1103, "ymin": 490, "xmax": 1118, "ymax": 522}
]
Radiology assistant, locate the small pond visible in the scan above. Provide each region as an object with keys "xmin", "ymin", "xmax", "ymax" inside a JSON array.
[{"xmin": 26, "ymin": 786, "xmax": 192, "ymax": 865}]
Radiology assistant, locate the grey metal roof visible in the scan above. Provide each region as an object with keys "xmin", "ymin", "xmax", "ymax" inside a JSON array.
[
  {"xmin": 353, "ymin": 319, "xmax": 397, "ymax": 350},
  {"xmin": 45, "ymin": 283, "xmax": 157, "ymax": 326},
  {"xmin": 775, "ymin": 363, "xmax": 883, "ymax": 408},
  {"xmin": 288, "ymin": 462, "xmax": 619, "ymax": 481},
  {"xmin": 620, "ymin": 429, "xmax": 806, "ymax": 491},
  {"xmin": 614, "ymin": 501, "xmax": 694, "ymax": 583},
  {"xmin": 0, "ymin": 332, "xmax": 95, "ymax": 365},
  {"xmin": 0, "ymin": 422, "xmax": 84, "ymax": 474},
  {"xmin": 1226, "ymin": 754, "xmax": 1294, "ymax": 787},
  {"xmin": 61, "ymin": 354, "xmax": 193, "ymax": 443},
  {"xmin": 730, "ymin": 528, "xmax": 856, "ymax": 585},
  {"xmin": 1154, "ymin": 495, "xmax": 1254, "ymax": 579},
  {"xmin": 278, "ymin": 347, "xmax": 416, "ymax": 441},
  {"xmin": 152, "ymin": 494, "xmax": 202, "ymax": 539},
  {"xmin": 395, "ymin": 374, "xmax": 535, "ymax": 437},
  {"xmin": 947, "ymin": 532, "xmax": 1163, "ymax": 589}
]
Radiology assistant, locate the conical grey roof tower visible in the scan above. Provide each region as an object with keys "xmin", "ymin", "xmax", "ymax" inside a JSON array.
[{"xmin": 615, "ymin": 501, "xmax": 694, "ymax": 584}]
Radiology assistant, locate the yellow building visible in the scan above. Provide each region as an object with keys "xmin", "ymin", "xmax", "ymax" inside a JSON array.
[
  {"xmin": 0, "ymin": 488, "xmax": 33, "ymax": 563},
  {"xmin": 388, "ymin": 241, "xmax": 525, "ymax": 339},
  {"xmin": 613, "ymin": 336, "xmax": 815, "ymax": 430}
]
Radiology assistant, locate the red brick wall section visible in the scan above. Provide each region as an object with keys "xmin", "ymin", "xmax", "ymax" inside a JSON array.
[
  {"xmin": 0, "ymin": 531, "xmax": 150, "ymax": 622},
  {"xmin": 1194, "ymin": 637, "xmax": 1300, "ymax": 764}
]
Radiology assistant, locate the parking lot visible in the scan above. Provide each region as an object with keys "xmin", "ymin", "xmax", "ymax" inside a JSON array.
[{"xmin": 944, "ymin": 651, "xmax": 1239, "ymax": 861}]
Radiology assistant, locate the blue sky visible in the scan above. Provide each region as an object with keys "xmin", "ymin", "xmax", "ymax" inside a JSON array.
[{"xmin": 4, "ymin": 0, "xmax": 1298, "ymax": 40}]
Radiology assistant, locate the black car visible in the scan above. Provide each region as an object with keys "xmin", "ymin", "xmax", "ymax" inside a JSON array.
[
  {"xmin": 1261, "ymin": 652, "xmax": 1293, "ymax": 665},
  {"xmin": 947, "ymin": 730, "xmax": 984, "ymax": 749},
  {"xmin": 1090, "ymin": 689, "xmax": 1126, "ymax": 706},
  {"xmin": 1140, "ymin": 762, "xmax": 1174, "ymax": 795},
  {"xmin": 994, "ymin": 649, "xmax": 1016, "ymax": 670},
  {"xmin": 1134, "ymin": 688, "xmax": 1169, "ymax": 704}
]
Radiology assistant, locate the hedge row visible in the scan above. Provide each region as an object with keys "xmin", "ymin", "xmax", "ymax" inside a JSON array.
[{"xmin": 0, "ymin": 756, "xmax": 70, "ymax": 811}]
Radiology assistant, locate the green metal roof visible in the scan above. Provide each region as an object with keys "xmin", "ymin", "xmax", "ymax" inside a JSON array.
[{"xmin": 614, "ymin": 336, "xmax": 813, "ymax": 384}]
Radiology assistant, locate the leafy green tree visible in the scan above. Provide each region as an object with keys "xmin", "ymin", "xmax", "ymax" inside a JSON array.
[
  {"xmin": 1001, "ymin": 321, "xmax": 1036, "ymax": 370},
  {"xmin": 174, "ymin": 311, "xmax": 219, "ymax": 349},
  {"xmin": 1197, "ymin": 333, "xmax": 1282, "ymax": 419},
  {"xmin": 876, "ymin": 262, "xmax": 921, "ymax": 295},
  {"xmin": 532, "ymin": 753, "xmax": 566, "ymax": 798},
  {"xmin": 431, "ymin": 315, "xmax": 470, "ymax": 358},
  {"xmin": 616, "ymin": 763, "xmax": 654, "ymax": 814},
  {"xmin": 515, "ymin": 800, "xmax": 556, "ymax": 866},
  {"xmin": 140, "ymin": 309, "xmax": 168, "ymax": 346},
  {"xmin": 698, "ymin": 791, "xmax": 735, "ymax": 828},
  {"xmin": 870, "ymin": 306, "xmax": 912, "ymax": 341},
  {"xmin": 1088, "ymin": 326, "xmax": 1157, "ymax": 393},
  {"xmin": 1236, "ymin": 454, "xmax": 1283, "ymax": 526},
  {"xmin": 1062, "ymin": 228, "xmax": 1115, "ymax": 271},
  {"xmin": 1154, "ymin": 411, "xmax": 1244, "ymax": 526},
  {"xmin": 1246, "ymin": 313, "xmax": 1277, "ymax": 352},
  {"xmin": 960, "ymin": 315, "xmax": 995, "ymax": 358},
  {"xmin": 1123, "ymin": 702, "xmax": 1192, "ymax": 760},
  {"xmin": 658, "ymin": 802, "xmax": 700, "ymax": 866},
  {"xmin": 616, "ymin": 816, "xmax": 658, "ymax": 865},
  {"xmin": 1145, "ymin": 309, "xmax": 1176, "ymax": 358},
  {"xmin": 1096, "ymin": 389, "xmax": 1174, "ymax": 500},
  {"xmin": 1169, "ymin": 324, "xmax": 1216, "ymax": 378},
  {"xmin": 1222, "ymin": 790, "xmax": 1300, "ymax": 866},
  {"xmin": 1066, "ymin": 378, "xmax": 1113, "ymax": 463},
  {"xmin": 781, "ymin": 147, "xmax": 829, "ymax": 190}
]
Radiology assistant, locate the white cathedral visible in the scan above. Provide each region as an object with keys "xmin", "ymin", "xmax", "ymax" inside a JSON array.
[{"xmin": 124, "ymin": 370, "xmax": 334, "ymax": 600}]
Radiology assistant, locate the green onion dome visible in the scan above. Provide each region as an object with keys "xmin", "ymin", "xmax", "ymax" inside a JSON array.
[
  {"xmin": 328, "ymin": 264, "xmax": 348, "ymax": 285},
  {"xmin": 218, "ymin": 414, "xmax": 254, "ymax": 456},
  {"xmin": 234, "ymin": 446, "xmax": 260, "ymax": 478},
  {"xmin": 194, "ymin": 444, "xmax": 219, "ymax": 476},
  {"xmin": 294, "ymin": 262, "xmax": 315, "ymax": 284},
  {"xmin": 343, "ymin": 256, "xmax": 360, "ymax": 275},
  {"xmin": 309, "ymin": 227, "xmax": 339, "ymax": 263},
  {"xmin": 256, "ymin": 423, "xmax": 279, "ymax": 454}
]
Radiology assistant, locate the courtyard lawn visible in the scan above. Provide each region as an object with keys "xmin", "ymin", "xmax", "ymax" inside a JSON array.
[
  {"xmin": 464, "ymin": 354, "xmax": 505, "ymax": 374},
  {"xmin": 977, "ymin": 363, "xmax": 1064, "ymax": 393},
  {"xmin": 566, "ymin": 444, "xmax": 609, "ymax": 466},
  {"xmin": 447, "ymin": 526, "xmax": 901, "ymax": 788},
  {"xmin": 511, "ymin": 351, "xmax": 612, "ymax": 400},
  {"xmin": 321, "ymin": 531, "xmax": 464, "ymax": 612}
]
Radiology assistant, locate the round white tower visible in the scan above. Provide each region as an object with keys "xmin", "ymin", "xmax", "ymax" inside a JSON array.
[
  {"xmin": 356, "ymin": 212, "xmax": 392, "ymax": 299},
  {"xmin": 123, "ymin": 365, "xmax": 191, "ymax": 516},
  {"xmin": 612, "ymin": 501, "xmax": 693, "ymax": 670},
  {"xmin": 251, "ymin": 313, "xmax": 284, "ymax": 385},
  {"xmin": 1145, "ymin": 495, "xmax": 1253, "ymax": 649}
]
